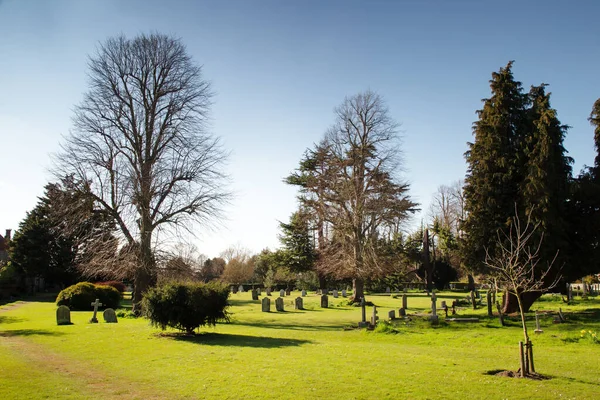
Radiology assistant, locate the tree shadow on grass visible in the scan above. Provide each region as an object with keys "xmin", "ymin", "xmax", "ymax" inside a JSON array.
[
  {"xmin": 0, "ymin": 329, "xmax": 66, "ymax": 337},
  {"xmin": 0, "ymin": 315, "xmax": 26, "ymax": 324},
  {"xmin": 230, "ymin": 320, "xmax": 344, "ymax": 332},
  {"xmin": 163, "ymin": 332, "xmax": 312, "ymax": 348}
]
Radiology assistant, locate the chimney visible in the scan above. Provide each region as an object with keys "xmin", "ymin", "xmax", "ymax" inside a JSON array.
[{"xmin": 5, "ymin": 229, "xmax": 11, "ymax": 241}]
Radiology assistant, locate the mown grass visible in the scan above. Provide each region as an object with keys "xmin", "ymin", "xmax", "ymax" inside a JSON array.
[{"xmin": 1, "ymin": 291, "xmax": 599, "ymax": 399}]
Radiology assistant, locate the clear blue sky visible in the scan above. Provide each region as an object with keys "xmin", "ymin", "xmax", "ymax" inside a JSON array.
[{"xmin": 1, "ymin": 0, "xmax": 598, "ymax": 257}]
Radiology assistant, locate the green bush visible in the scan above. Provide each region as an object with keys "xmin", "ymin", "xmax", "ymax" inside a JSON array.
[
  {"xmin": 142, "ymin": 281, "xmax": 230, "ymax": 334},
  {"xmin": 56, "ymin": 282, "xmax": 121, "ymax": 310},
  {"xmin": 94, "ymin": 280, "xmax": 126, "ymax": 294}
]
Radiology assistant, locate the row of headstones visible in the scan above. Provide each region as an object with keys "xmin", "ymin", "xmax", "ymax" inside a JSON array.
[
  {"xmin": 56, "ymin": 299, "xmax": 118, "ymax": 325},
  {"xmin": 250, "ymin": 288, "xmax": 349, "ymax": 301},
  {"xmin": 261, "ymin": 294, "xmax": 333, "ymax": 312}
]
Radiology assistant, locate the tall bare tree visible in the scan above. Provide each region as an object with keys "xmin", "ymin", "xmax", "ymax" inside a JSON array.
[
  {"xmin": 315, "ymin": 91, "xmax": 417, "ymax": 302},
  {"xmin": 55, "ymin": 34, "xmax": 230, "ymax": 313}
]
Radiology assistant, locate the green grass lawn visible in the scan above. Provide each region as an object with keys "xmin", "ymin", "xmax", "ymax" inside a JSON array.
[{"xmin": 1, "ymin": 291, "xmax": 599, "ymax": 399}]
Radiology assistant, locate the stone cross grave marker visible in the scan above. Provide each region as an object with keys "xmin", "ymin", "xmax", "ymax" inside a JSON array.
[
  {"xmin": 342, "ymin": 289, "xmax": 347, "ymax": 297},
  {"xmin": 321, "ymin": 294, "xmax": 328, "ymax": 308},
  {"xmin": 275, "ymin": 297, "xmax": 284, "ymax": 312},
  {"xmin": 402, "ymin": 294, "xmax": 408, "ymax": 310},
  {"xmin": 262, "ymin": 297, "xmax": 271, "ymax": 312},
  {"xmin": 90, "ymin": 299, "xmax": 102, "ymax": 323},
  {"xmin": 56, "ymin": 305, "xmax": 71, "ymax": 325},
  {"xmin": 332, "ymin": 290, "xmax": 338, "ymax": 298},
  {"xmin": 295, "ymin": 297, "xmax": 303, "ymax": 310},
  {"xmin": 279, "ymin": 289, "xmax": 285, "ymax": 297},
  {"xmin": 251, "ymin": 289, "xmax": 259, "ymax": 301},
  {"xmin": 103, "ymin": 308, "xmax": 118, "ymax": 323},
  {"xmin": 301, "ymin": 289, "xmax": 307, "ymax": 297},
  {"xmin": 534, "ymin": 311, "xmax": 543, "ymax": 334},
  {"xmin": 358, "ymin": 297, "xmax": 368, "ymax": 327}
]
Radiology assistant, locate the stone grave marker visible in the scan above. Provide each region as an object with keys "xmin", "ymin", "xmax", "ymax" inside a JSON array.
[
  {"xmin": 285, "ymin": 288, "xmax": 291, "ymax": 296},
  {"xmin": 402, "ymin": 294, "xmax": 408, "ymax": 310},
  {"xmin": 341, "ymin": 289, "xmax": 347, "ymax": 297},
  {"xmin": 56, "ymin": 305, "xmax": 71, "ymax": 325},
  {"xmin": 275, "ymin": 297, "xmax": 284, "ymax": 312},
  {"xmin": 321, "ymin": 294, "xmax": 328, "ymax": 308},
  {"xmin": 89, "ymin": 298, "xmax": 102, "ymax": 323},
  {"xmin": 256, "ymin": 288, "xmax": 261, "ymax": 295},
  {"xmin": 470, "ymin": 290, "xmax": 477, "ymax": 310},
  {"xmin": 279, "ymin": 289, "xmax": 285, "ymax": 297},
  {"xmin": 295, "ymin": 297, "xmax": 303, "ymax": 310},
  {"xmin": 358, "ymin": 297, "xmax": 368, "ymax": 327},
  {"xmin": 231, "ymin": 286, "xmax": 238, "ymax": 294},
  {"xmin": 399, "ymin": 308, "xmax": 406, "ymax": 317},
  {"xmin": 301, "ymin": 289, "xmax": 307, "ymax": 297},
  {"xmin": 371, "ymin": 306, "xmax": 379, "ymax": 326},
  {"xmin": 103, "ymin": 308, "xmax": 118, "ymax": 323},
  {"xmin": 262, "ymin": 297, "xmax": 271, "ymax": 312},
  {"xmin": 386, "ymin": 287, "xmax": 391, "ymax": 294},
  {"xmin": 388, "ymin": 310, "xmax": 396, "ymax": 320},
  {"xmin": 332, "ymin": 290, "xmax": 338, "ymax": 298},
  {"xmin": 322, "ymin": 289, "xmax": 329, "ymax": 295},
  {"xmin": 534, "ymin": 311, "xmax": 543, "ymax": 334},
  {"xmin": 238, "ymin": 285, "xmax": 245, "ymax": 293},
  {"xmin": 266, "ymin": 288, "xmax": 272, "ymax": 296},
  {"xmin": 251, "ymin": 289, "xmax": 259, "ymax": 301},
  {"xmin": 430, "ymin": 293, "xmax": 439, "ymax": 324}
]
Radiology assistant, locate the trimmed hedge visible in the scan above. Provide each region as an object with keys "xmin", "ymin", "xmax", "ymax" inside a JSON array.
[
  {"xmin": 95, "ymin": 280, "xmax": 126, "ymax": 294},
  {"xmin": 142, "ymin": 281, "xmax": 230, "ymax": 334},
  {"xmin": 56, "ymin": 282, "xmax": 121, "ymax": 310}
]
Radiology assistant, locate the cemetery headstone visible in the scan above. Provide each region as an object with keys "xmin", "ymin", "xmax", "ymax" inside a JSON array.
[
  {"xmin": 301, "ymin": 289, "xmax": 307, "ymax": 297},
  {"xmin": 295, "ymin": 297, "xmax": 303, "ymax": 310},
  {"xmin": 430, "ymin": 293, "xmax": 439, "ymax": 324},
  {"xmin": 231, "ymin": 286, "xmax": 238, "ymax": 294},
  {"xmin": 266, "ymin": 288, "xmax": 272, "ymax": 296},
  {"xmin": 359, "ymin": 297, "xmax": 368, "ymax": 327},
  {"xmin": 399, "ymin": 307, "xmax": 406, "ymax": 317},
  {"xmin": 89, "ymin": 299, "xmax": 102, "ymax": 323},
  {"xmin": 256, "ymin": 288, "xmax": 261, "ymax": 295},
  {"xmin": 402, "ymin": 294, "xmax": 408, "ymax": 310},
  {"xmin": 388, "ymin": 310, "xmax": 396, "ymax": 320},
  {"xmin": 279, "ymin": 289, "xmax": 285, "ymax": 297},
  {"xmin": 103, "ymin": 308, "xmax": 118, "ymax": 323},
  {"xmin": 321, "ymin": 294, "xmax": 328, "ymax": 308},
  {"xmin": 275, "ymin": 297, "xmax": 284, "ymax": 312},
  {"xmin": 332, "ymin": 290, "xmax": 338, "ymax": 298},
  {"xmin": 341, "ymin": 289, "xmax": 347, "ymax": 297},
  {"xmin": 386, "ymin": 287, "xmax": 391, "ymax": 294},
  {"xmin": 251, "ymin": 289, "xmax": 259, "ymax": 301},
  {"xmin": 371, "ymin": 306, "xmax": 379, "ymax": 326},
  {"xmin": 262, "ymin": 297, "xmax": 271, "ymax": 312},
  {"xmin": 534, "ymin": 310, "xmax": 543, "ymax": 334},
  {"xmin": 239, "ymin": 285, "xmax": 245, "ymax": 293},
  {"xmin": 285, "ymin": 288, "xmax": 291, "ymax": 296},
  {"xmin": 322, "ymin": 289, "xmax": 329, "ymax": 295},
  {"xmin": 452, "ymin": 300, "xmax": 457, "ymax": 315},
  {"xmin": 470, "ymin": 290, "xmax": 477, "ymax": 310},
  {"xmin": 56, "ymin": 305, "xmax": 71, "ymax": 325}
]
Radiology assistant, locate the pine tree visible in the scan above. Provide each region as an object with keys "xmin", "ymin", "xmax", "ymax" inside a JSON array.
[{"xmin": 462, "ymin": 61, "xmax": 528, "ymax": 273}]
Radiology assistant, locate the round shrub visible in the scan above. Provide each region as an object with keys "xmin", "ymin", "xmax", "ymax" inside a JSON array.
[
  {"xmin": 56, "ymin": 282, "xmax": 121, "ymax": 310},
  {"xmin": 94, "ymin": 281, "xmax": 126, "ymax": 294},
  {"xmin": 143, "ymin": 281, "xmax": 230, "ymax": 334}
]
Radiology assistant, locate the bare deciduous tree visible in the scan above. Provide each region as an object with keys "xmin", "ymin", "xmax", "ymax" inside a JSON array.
[
  {"xmin": 484, "ymin": 207, "xmax": 560, "ymax": 376},
  {"xmin": 55, "ymin": 33, "xmax": 230, "ymax": 313}
]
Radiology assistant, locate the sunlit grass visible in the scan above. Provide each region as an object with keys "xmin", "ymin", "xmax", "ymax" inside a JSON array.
[{"xmin": 1, "ymin": 291, "xmax": 599, "ymax": 399}]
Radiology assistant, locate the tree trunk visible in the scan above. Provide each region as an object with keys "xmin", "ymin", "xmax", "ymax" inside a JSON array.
[
  {"xmin": 318, "ymin": 273, "xmax": 327, "ymax": 292},
  {"xmin": 502, "ymin": 290, "xmax": 543, "ymax": 314},
  {"xmin": 131, "ymin": 225, "xmax": 156, "ymax": 315},
  {"xmin": 350, "ymin": 278, "xmax": 364, "ymax": 303},
  {"xmin": 467, "ymin": 274, "xmax": 476, "ymax": 292},
  {"xmin": 422, "ymin": 228, "xmax": 433, "ymax": 293}
]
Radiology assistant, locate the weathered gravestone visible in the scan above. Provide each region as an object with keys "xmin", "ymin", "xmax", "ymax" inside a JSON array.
[
  {"xmin": 332, "ymin": 290, "xmax": 338, "ymax": 298},
  {"xmin": 371, "ymin": 306, "xmax": 379, "ymax": 326},
  {"xmin": 386, "ymin": 287, "xmax": 391, "ymax": 294},
  {"xmin": 301, "ymin": 289, "xmax": 307, "ymax": 297},
  {"xmin": 232, "ymin": 286, "xmax": 238, "ymax": 294},
  {"xmin": 239, "ymin": 285, "xmax": 245, "ymax": 293},
  {"xmin": 266, "ymin": 288, "xmax": 272, "ymax": 296},
  {"xmin": 251, "ymin": 289, "xmax": 259, "ymax": 301},
  {"xmin": 388, "ymin": 310, "xmax": 396, "ymax": 320},
  {"xmin": 398, "ymin": 307, "xmax": 406, "ymax": 317},
  {"xmin": 275, "ymin": 297, "xmax": 284, "ymax": 312},
  {"xmin": 256, "ymin": 288, "xmax": 261, "ymax": 295},
  {"xmin": 534, "ymin": 311, "xmax": 543, "ymax": 334},
  {"xmin": 341, "ymin": 289, "xmax": 347, "ymax": 297},
  {"xmin": 262, "ymin": 297, "xmax": 271, "ymax": 312},
  {"xmin": 430, "ymin": 292, "xmax": 439, "ymax": 325},
  {"xmin": 358, "ymin": 297, "xmax": 368, "ymax": 327},
  {"xmin": 56, "ymin": 305, "xmax": 71, "ymax": 325},
  {"xmin": 279, "ymin": 289, "xmax": 285, "ymax": 297},
  {"xmin": 321, "ymin": 294, "xmax": 328, "ymax": 308},
  {"xmin": 285, "ymin": 288, "xmax": 291, "ymax": 296},
  {"xmin": 103, "ymin": 308, "xmax": 118, "ymax": 323},
  {"xmin": 402, "ymin": 294, "xmax": 408, "ymax": 310},
  {"xmin": 295, "ymin": 297, "xmax": 303, "ymax": 310},
  {"xmin": 89, "ymin": 299, "xmax": 102, "ymax": 323}
]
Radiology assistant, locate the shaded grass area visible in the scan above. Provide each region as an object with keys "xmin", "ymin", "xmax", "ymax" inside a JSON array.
[{"xmin": 0, "ymin": 291, "xmax": 599, "ymax": 399}]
